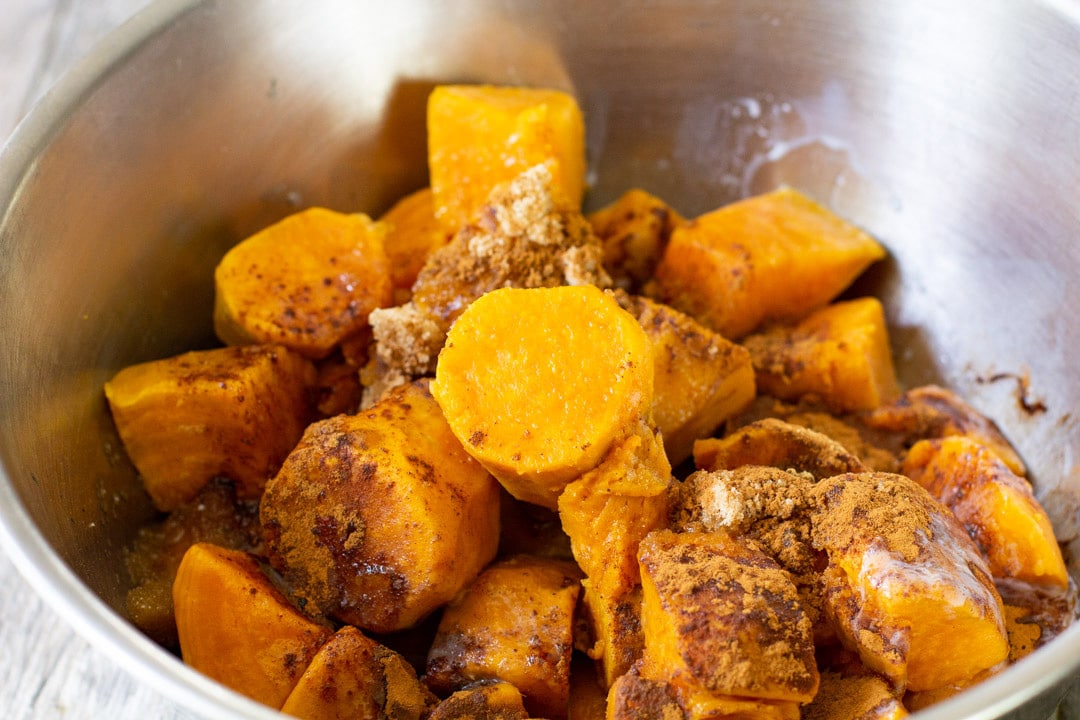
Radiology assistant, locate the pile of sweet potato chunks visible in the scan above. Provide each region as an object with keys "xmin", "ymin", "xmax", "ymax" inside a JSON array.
[{"xmin": 106, "ymin": 85, "xmax": 1074, "ymax": 719}]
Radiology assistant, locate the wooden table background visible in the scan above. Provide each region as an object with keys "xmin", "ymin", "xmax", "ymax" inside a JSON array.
[
  {"xmin": 0, "ymin": 3, "xmax": 198, "ymax": 717},
  {"xmin": 2, "ymin": 1, "xmax": 1080, "ymax": 719}
]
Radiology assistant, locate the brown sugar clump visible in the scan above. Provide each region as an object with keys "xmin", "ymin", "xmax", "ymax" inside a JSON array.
[{"xmin": 365, "ymin": 164, "xmax": 610, "ymax": 405}]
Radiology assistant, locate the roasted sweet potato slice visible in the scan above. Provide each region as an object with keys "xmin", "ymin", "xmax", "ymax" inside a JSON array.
[
  {"xmin": 614, "ymin": 291, "xmax": 756, "ymax": 466},
  {"xmin": 173, "ymin": 543, "xmax": 332, "ymax": 709},
  {"xmin": 862, "ymin": 384, "xmax": 1026, "ymax": 476},
  {"xmin": 425, "ymin": 556, "xmax": 582, "ymax": 719},
  {"xmin": 903, "ymin": 436, "xmax": 1067, "ymax": 587},
  {"xmin": 693, "ymin": 417, "xmax": 866, "ymax": 479},
  {"xmin": 125, "ymin": 479, "xmax": 261, "ymax": 648},
  {"xmin": 558, "ymin": 427, "xmax": 671, "ymax": 687},
  {"xmin": 588, "ymin": 188, "xmax": 683, "ymax": 292},
  {"xmin": 280, "ymin": 625, "xmax": 436, "ymax": 720},
  {"xmin": 432, "ymin": 285, "xmax": 655, "ymax": 508},
  {"xmin": 743, "ymin": 297, "xmax": 900, "ymax": 412},
  {"xmin": 803, "ymin": 672, "xmax": 908, "ymax": 720},
  {"xmin": 428, "ymin": 84, "xmax": 586, "ymax": 234},
  {"xmin": 261, "ymin": 379, "xmax": 500, "ymax": 633},
  {"xmin": 214, "ymin": 207, "xmax": 392, "ymax": 359},
  {"xmin": 653, "ymin": 187, "xmax": 885, "ymax": 339},
  {"xmin": 428, "ymin": 681, "xmax": 529, "ymax": 720},
  {"xmin": 105, "ymin": 344, "xmax": 316, "ymax": 511},
  {"xmin": 637, "ymin": 529, "xmax": 819, "ymax": 704},
  {"xmin": 809, "ymin": 473, "xmax": 1009, "ymax": 691}
]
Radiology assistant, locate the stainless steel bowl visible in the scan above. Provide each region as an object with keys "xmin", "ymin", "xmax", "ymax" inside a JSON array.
[{"xmin": 2, "ymin": 1, "xmax": 1079, "ymax": 717}]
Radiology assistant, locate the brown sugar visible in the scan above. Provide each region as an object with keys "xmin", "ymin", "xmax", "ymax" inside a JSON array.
[{"xmin": 365, "ymin": 164, "xmax": 610, "ymax": 405}]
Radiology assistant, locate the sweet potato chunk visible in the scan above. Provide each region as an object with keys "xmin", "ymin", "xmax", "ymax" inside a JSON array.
[
  {"xmin": 614, "ymin": 291, "xmax": 756, "ymax": 466},
  {"xmin": 743, "ymin": 297, "xmax": 900, "ymax": 412},
  {"xmin": 214, "ymin": 207, "xmax": 392, "ymax": 359},
  {"xmin": 637, "ymin": 529, "xmax": 819, "ymax": 704},
  {"xmin": 429, "ymin": 681, "xmax": 529, "ymax": 720},
  {"xmin": 693, "ymin": 418, "xmax": 866, "ymax": 479},
  {"xmin": 426, "ymin": 556, "xmax": 582, "ymax": 719},
  {"xmin": 428, "ymin": 84, "xmax": 586, "ymax": 233},
  {"xmin": 653, "ymin": 187, "xmax": 886, "ymax": 339},
  {"xmin": 803, "ymin": 672, "xmax": 907, "ymax": 720},
  {"xmin": 606, "ymin": 671, "xmax": 686, "ymax": 720},
  {"xmin": 281, "ymin": 625, "xmax": 436, "ymax": 720},
  {"xmin": 432, "ymin": 285, "xmax": 654, "ymax": 508},
  {"xmin": 863, "ymin": 384, "xmax": 1026, "ymax": 476},
  {"xmin": 559, "ymin": 429, "xmax": 671, "ymax": 686},
  {"xmin": 809, "ymin": 473, "xmax": 1009, "ymax": 691},
  {"xmin": 125, "ymin": 479, "xmax": 262, "ymax": 648},
  {"xmin": 378, "ymin": 187, "xmax": 449, "ymax": 302},
  {"xmin": 173, "ymin": 543, "xmax": 332, "ymax": 709},
  {"xmin": 588, "ymin": 188, "xmax": 683, "ymax": 292},
  {"xmin": 261, "ymin": 380, "xmax": 500, "ymax": 633},
  {"xmin": 105, "ymin": 344, "xmax": 316, "ymax": 511},
  {"xmin": 903, "ymin": 436, "xmax": 1068, "ymax": 588}
]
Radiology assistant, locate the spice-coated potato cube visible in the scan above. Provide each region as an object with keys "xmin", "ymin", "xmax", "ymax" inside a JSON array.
[{"xmin": 105, "ymin": 344, "xmax": 316, "ymax": 511}]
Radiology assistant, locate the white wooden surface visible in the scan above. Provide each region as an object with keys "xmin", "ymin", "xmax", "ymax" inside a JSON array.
[{"xmin": 0, "ymin": 3, "xmax": 197, "ymax": 717}]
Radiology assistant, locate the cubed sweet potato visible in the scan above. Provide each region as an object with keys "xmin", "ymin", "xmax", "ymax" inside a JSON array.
[
  {"xmin": 809, "ymin": 473, "xmax": 1009, "ymax": 692},
  {"xmin": 378, "ymin": 187, "xmax": 450, "ymax": 302},
  {"xmin": 104, "ymin": 344, "xmax": 316, "ymax": 511},
  {"xmin": 428, "ymin": 85, "xmax": 585, "ymax": 234},
  {"xmin": 653, "ymin": 187, "xmax": 886, "ymax": 339},
  {"xmin": 261, "ymin": 379, "xmax": 500, "ymax": 633},
  {"xmin": 588, "ymin": 188, "xmax": 683, "ymax": 292},
  {"xmin": 432, "ymin": 285, "xmax": 655, "ymax": 508},
  {"xmin": 280, "ymin": 625, "xmax": 436, "ymax": 720},
  {"xmin": 693, "ymin": 417, "xmax": 866, "ymax": 479},
  {"xmin": 428, "ymin": 681, "xmax": 529, "ymax": 720},
  {"xmin": 125, "ymin": 478, "xmax": 261, "ymax": 648},
  {"xmin": 637, "ymin": 529, "xmax": 819, "ymax": 704},
  {"xmin": 173, "ymin": 543, "xmax": 333, "ymax": 709},
  {"xmin": 425, "ymin": 556, "xmax": 582, "ymax": 719},
  {"xmin": 614, "ymin": 291, "xmax": 756, "ymax": 466},
  {"xmin": 558, "ymin": 427, "xmax": 671, "ymax": 687},
  {"xmin": 743, "ymin": 297, "xmax": 900, "ymax": 412},
  {"xmin": 802, "ymin": 672, "xmax": 908, "ymax": 720},
  {"xmin": 903, "ymin": 436, "xmax": 1068, "ymax": 588},
  {"xmin": 214, "ymin": 207, "xmax": 392, "ymax": 359},
  {"xmin": 863, "ymin": 384, "xmax": 1026, "ymax": 476}
]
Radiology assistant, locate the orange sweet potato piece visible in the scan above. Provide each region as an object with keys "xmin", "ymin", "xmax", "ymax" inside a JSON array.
[
  {"xmin": 280, "ymin": 625, "xmax": 436, "ymax": 720},
  {"xmin": 637, "ymin": 529, "xmax": 819, "ymax": 704},
  {"xmin": 432, "ymin": 285, "xmax": 655, "ymax": 509},
  {"xmin": 105, "ymin": 344, "xmax": 316, "ymax": 511},
  {"xmin": 378, "ymin": 187, "xmax": 450, "ymax": 302},
  {"xmin": 863, "ymin": 384, "xmax": 1026, "ymax": 476},
  {"xmin": 559, "ymin": 428, "xmax": 671, "ymax": 687},
  {"xmin": 427, "ymin": 85, "xmax": 586, "ymax": 234},
  {"xmin": 214, "ymin": 207, "xmax": 392, "ymax": 359},
  {"xmin": 261, "ymin": 379, "xmax": 500, "ymax": 633},
  {"xmin": 429, "ymin": 681, "xmax": 529, "ymax": 720},
  {"xmin": 426, "ymin": 556, "xmax": 582, "ymax": 719},
  {"xmin": 802, "ymin": 672, "xmax": 908, "ymax": 720},
  {"xmin": 809, "ymin": 473, "xmax": 1009, "ymax": 692},
  {"xmin": 653, "ymin": 187, "xmax": 886, "ymax": 339},
  {"xmin": 173, "ymin": 542, "xmax": 332, "ymax": 709},
  {"xmin": 606, "ymin": 671, "xmax": 801, "ymax": 720},
  {"xmin": 588, "ymin": 188, "xmax": 683, "ymax": 292},
  {"xmin": 125, "ymin": 479, "xmax": 262, "ymax": 649},
  {"xmin": 743, "ymin": 297, "xmax": 900, "ymax": 412},
  {"xmin": 614, "ymin": 292, "xmax": 756, "ymax": 466},
  {"xmin": 693, "ymin": 417, "xmax": 866, "ymax": 480},
  {"xmin": 903, "ymin": 436, "xmax": 1068, "ymax": 588}
]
